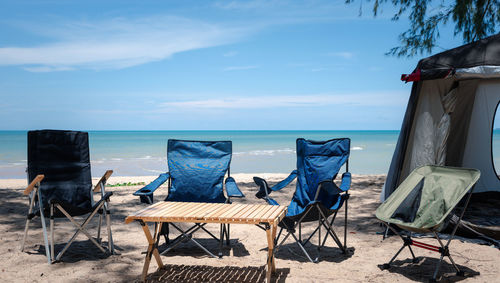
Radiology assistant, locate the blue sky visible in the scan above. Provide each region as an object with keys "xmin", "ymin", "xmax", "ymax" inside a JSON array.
[{"xmin": 0, "ymin": 0, "xmax": 464, "ymax": 130}]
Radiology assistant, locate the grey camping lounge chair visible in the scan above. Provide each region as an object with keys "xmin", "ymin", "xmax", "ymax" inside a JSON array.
[
  {"xmin": 253, "ymin": 138, "xmax": 351, "ymax": 263},
  {"xmin": 376, "ymin": 165, "xmax": 481, "ymax": 281},
  {"xmin": 21, "ymin": 130, "xmax": 115, "ymax": 263},
  {"xmin": 133, "ymin": 140, "xmax": 245, "ymax": 258}
]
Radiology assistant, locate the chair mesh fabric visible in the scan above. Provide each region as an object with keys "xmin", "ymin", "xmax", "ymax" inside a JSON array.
[
  {"xmin": 287, "ymin": 138, "xmax": 350, "ymax": 218},
  {"xmin": 166, "ymin": 140, "xmax": 231, "ymax": 203},
  {"xmin": 376, "ymin": 165, "xmax": 481, "ymax": 232},
  {"xmin": 28, "ymin": 130, "xmax": 93, "ymax": 217}
]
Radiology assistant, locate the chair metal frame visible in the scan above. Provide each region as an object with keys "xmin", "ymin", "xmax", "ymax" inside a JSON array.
[{"xmin": 21, "ymin": 171, "xmax": 115, "ymax": 263}]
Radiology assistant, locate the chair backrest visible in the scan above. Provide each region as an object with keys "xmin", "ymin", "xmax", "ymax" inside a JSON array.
[
  {"xmin": 28, "ymin": 130, "xmax": 92, "ymax": 210},
  {"xmin": 166, "ymin": 139, "xmax": 232, "ymax": 203},
  {"xmin": 294, "ymin": 138, "xmax": 350, "ymax": 206},
  {"xmin": 376, "ymin": 165, "xmax": 480, "ymax": 231}
]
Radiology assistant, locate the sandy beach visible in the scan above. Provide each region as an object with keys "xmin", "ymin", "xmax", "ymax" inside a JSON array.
[{"xmin": 1, "ymin": 174, "xmax": 498, "ymax": 282}]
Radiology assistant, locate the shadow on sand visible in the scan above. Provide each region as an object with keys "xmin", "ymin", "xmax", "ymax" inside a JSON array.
[
  {"xmin": 145, "ymin": 264, "xmax": 290, "ymax": 283},
  {"xmin": 378, "ymin": 256, "xmax": 480, "ymax": 282}
]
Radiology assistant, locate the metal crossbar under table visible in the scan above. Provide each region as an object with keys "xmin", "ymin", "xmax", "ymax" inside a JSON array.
[{"xmin": 126, "ymin": 201, "xmax": 287, "ymax": 283}]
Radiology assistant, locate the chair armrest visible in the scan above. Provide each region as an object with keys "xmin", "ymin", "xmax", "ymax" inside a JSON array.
[
  {"xmin": 315, "ymin": 180, "xmax": 344, "ymax": 201},
  {"xmin": 339, "ymin": 172, "xmax": 351, "ymax": 192},
  {"xmin": 254, "ymin": 177, "xmax": 271, "ymax": 199},
  {"xmin": 93, "ymin": 170, "xmax": 113, "ymax": 192},
  {"xmin": 225, "ymin": 177, "xmax": 245, "ymax": 198},
  {"xmin": 271, "ymin": 170, "xmax": 297, "ymax": 191},
  {"xmin": 265, "ymin": 197, "xmax": 279, "ymax": 206},
  {"xmin": 133, "ymin": 172, "xmax": 170, "ymax": 196},
  {"xmin": 254, "ymin": 170, "xmax": 297, "ymax": 199},
  {"xmin": 24, "ymin": 174, "xmax": 44, "ymax": 195}
]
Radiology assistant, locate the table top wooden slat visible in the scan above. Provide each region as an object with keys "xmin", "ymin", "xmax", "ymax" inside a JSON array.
[
  {"xmin": 129, "ymin": 201, "xmax": 164, "ymax": 217},
  {"xmin": 193, "ymin": 203, "xmax": 224, "ymax": 220},
  {"xmin": 237, "ymin": 205, "xmax": 260, "ymax": 220},
  {"xmin": 242, "ymin": 205, "xmax": 268, "ymax": 221},
  {"xmin": 248, "ymin": 205, "xmax": 275, "ymax": 222},
  {"xmin": 147, "ymin": 202, "xmax": 182, "ymax": 217},
  {"xmin": 218, "ymin": 203, "xmax": 246, "ymax": 219},
  {"xmin": 230, "ymin": 205, "xmax": 257, "ymax": 220},
  {"xmin": 125, "ymin": 201, "xmax": 287, "ymax": 225},
  {"xmin": 259, "ymin": 205, "xmax": 280, "ymax": 222}
]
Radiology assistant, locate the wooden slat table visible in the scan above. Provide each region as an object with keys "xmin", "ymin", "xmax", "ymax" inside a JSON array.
[{"xmin": 125, "ymin": 201, "xmax": 287, "ymax": 282}]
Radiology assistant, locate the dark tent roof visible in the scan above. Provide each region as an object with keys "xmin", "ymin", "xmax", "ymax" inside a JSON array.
[{"xmin": 402, "ymin": 33, "xmax": 500, "ymax": 82}]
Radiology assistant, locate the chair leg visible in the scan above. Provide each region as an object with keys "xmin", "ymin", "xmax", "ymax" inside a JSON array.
[
  {"xmin": 317, "ymin": 207, "xmax": 321, "ymax": 262},
  {"xmin": 433, "ymin": 232, "xmax": 461, "ymax": 276},
  {"xmin": 97, "ymin": 213, "xmax": 102, "ymax": 244},
  {"xmin": 318, "ymin": 208, "xmax": 345, "ymax": 253},
  {"xmin": 298, "ymin": 222, "xmax": 301, "ymax": 243},
  {"xmin": 383, "ymin": 243, "xmax": 407, "ymax": 269},
  {"xmin": 165, "ymin": 223, "xmax": 218, "ymax": 258},
  {"xmin": 225, "ymin": 224, "xmax": 230, "ymax": 246},
  {"xmin": 104, "ymin": 201, "xmax": 114, "ymax": 254},
  {"xmin": 382, "ymin": 224, "xmax": 417, "ymax": 269},
  {"xmin": 21, "ymin": 217, "xmax": 31, "ymax": 252},
  {"xmin": 50, "ymin": 204, "xmax": 55, "ymax": 263},
  {"xmin": 219, "ymin": 223, "xmax": 224, "ymax": 258},
  {"xmin": 55, "ymin": 203, "xmax": 106, "ymax": 261},
  {"xmin": 344, "ymin": 196, "xmax": 348, "ymax": 252},
  {"xmin": 37, "ymin": 190, "xmax": 51, "ymax": 264},
  {"xmin": 21, "ymin": 192, "xmax": 36, "ymax": 252},
  {"xmin": 275, "ymin": 228, "xmax": 291, "ymax": 254},
  {"xmin": 289, "ymin": 231, "xmax": 315, "ymax": 263}
]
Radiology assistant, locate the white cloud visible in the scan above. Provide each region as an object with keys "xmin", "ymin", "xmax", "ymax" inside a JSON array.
[
  {"xmin": 326, "ymin": 52, "xmax": 354, "ymax": 59},
  {"xmin": 23, "ymin": 66, "xmax": 74, "ymax": 72},
  {"xmin": 0, "ymin": 16, "xmax": 249, "ymax": 71},
  {"xmin": 160, "ymin": 92, "xmax": 407, "ymax": 110},
  {"xmin": 223, "ymin": 65, "xmax": 259, "ymax": 71},
  {"xmin": 310, "ymin": 67, "xmax": 327, "ymax": 72},
  {"xmin": 223, "ymin": 51, "xmax": 238, "ymax": 57}
]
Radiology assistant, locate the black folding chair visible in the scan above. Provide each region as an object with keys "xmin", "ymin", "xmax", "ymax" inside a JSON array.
[{"xmin": 21, "ymin": 130, "xmax": 115, "ymax": 263}]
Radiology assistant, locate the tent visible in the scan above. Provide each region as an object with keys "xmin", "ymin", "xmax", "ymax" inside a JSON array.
[{"xmin": 383, "ymin": 33, "xmax": 500, "ymax": 241}]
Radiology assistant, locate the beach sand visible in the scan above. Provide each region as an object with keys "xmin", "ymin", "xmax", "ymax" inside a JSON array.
[{"xmin": 0, "ymin": 174, "xmax": 498, "ymax": 282}]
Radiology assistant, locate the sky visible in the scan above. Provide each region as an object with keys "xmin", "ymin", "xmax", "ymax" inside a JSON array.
[{"xmin": 0, "ymin": 0, "xmax": 465, "ymax": 130}]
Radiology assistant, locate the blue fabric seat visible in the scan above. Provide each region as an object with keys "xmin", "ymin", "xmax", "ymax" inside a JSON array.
[
  {"xmin": 133, "ymin": 140, "xmax": 244, "ymax": 258},
  {"xmin": 254, "ymin": 138, "xmax": 351, "ymax": 262}
]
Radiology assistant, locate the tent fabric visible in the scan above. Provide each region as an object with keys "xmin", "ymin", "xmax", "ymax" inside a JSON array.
[
  {"xmin": 166, "ymin": 139, "xmax": 232, "ymax": 203},
  {"xmin": 460, "ymin": 82, "xmax": 500, "ymax": 193},
  {"xmin": 383, "ymin": 78, "xmax": 481, "ymax": 200},
  {"xmin": 377, "ymin": 166, "xmax": 480, "ymax": 233},
  {"xmin": 402, "ymin": 33, "xmax": 500, "ymax": 82},
  {"xmin": 287, "ymin": 138, "xmax": 350, "ymax": 217},
  {"xmin": 27, "ymin": 130, "xmax": 93, "ymax": 218}
]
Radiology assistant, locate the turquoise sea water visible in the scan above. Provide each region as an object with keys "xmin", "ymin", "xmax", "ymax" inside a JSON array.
[{"xmin": 2, "ymin": 130, "xmax": 499, "ymax": 178}]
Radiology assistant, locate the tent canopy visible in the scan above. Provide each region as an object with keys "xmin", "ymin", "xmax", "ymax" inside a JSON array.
[
  {"xmin": 401, "ymin": 33, "xmax": 500, "ymax": 82},
  {"xmin": 384, "ymin": 34, "xmax": 500, "ymax": 242}
]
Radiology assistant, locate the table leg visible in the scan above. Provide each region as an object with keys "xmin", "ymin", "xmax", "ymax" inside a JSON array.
[
  {"xmin": 266, "ymin": 224, "xmax": 276, "ymax": 282},
  {"xmin": 140, "ymin": 221, "xmax": 164, "ymax": 281},
  {"xmin": 271, "ymin": 224, "xmax": 277, "ymax": 272}
]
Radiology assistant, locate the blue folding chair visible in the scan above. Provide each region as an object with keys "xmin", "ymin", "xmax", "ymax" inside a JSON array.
[
  {"xmin": 133, "ymin": 140, "xmax": 244, "ymax": 257},
  {"xmin": 253, "ymin": 138, "xmax": 351, "ymax": 262}
]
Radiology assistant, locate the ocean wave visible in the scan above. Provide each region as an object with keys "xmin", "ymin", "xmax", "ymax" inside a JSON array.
[
  {"xmin": 351, "ymin": 146, "xmax": 364, "ymax": 151},
  {"xmin": 136, "ymin": 155, "xmax": 153, "ymax": 160},
  {"xmin": 143, "ymin": 169, "xmax": 166, "ymax": 173},
  {"xmin": 234, "ymin": 148, "xmax": 295, "ymax": 156}
]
